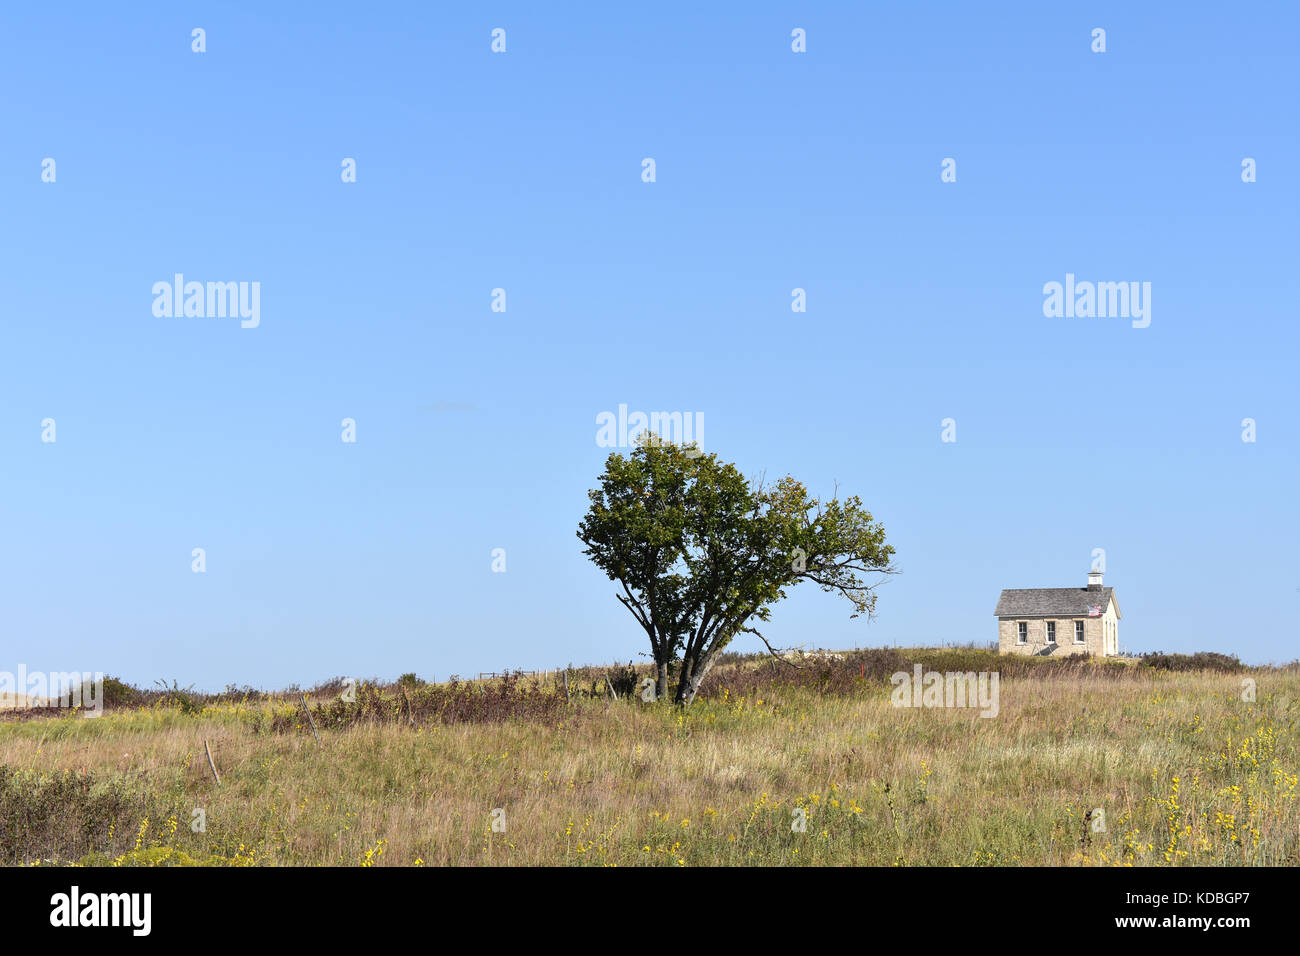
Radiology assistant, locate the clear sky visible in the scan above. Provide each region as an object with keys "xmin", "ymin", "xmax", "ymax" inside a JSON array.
[{"xmin": 2, "ymin": 2, "xmax": 1297, "ymax": 690}]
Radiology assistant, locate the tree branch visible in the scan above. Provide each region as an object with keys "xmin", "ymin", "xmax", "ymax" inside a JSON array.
[{"xmin": 741, "ymin": 625, "xmax": 803, "ymax": 668}]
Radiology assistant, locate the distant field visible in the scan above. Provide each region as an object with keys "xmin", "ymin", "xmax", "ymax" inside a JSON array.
[{"xmin": 1, "ymin": 649, "xmax": 1296, "ymax": 866}]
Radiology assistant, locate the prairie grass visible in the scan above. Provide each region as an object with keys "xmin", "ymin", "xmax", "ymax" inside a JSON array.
[{"xmin": 1, "ymin": 650, "xmax": 1296, "ymax": 866}]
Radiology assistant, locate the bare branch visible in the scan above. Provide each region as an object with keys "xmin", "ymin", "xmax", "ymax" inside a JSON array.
[{"xmin": 741, "ymin": 625, "xmax": 804, "ymax": 668}]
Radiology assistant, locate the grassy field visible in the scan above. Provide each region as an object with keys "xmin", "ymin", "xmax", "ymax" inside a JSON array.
[{"xmin": 1, "ymin": 649, "xmax": 1296, "ymax": 866}]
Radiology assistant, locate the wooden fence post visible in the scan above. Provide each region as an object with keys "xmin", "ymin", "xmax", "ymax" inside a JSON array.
[
  {"xmin": 300, "ymin": 693, "xmax": 323, "ymax": 747},
  {"xmin": 204, "ymin": 738, "xmax": 222, "ymax": 786}
]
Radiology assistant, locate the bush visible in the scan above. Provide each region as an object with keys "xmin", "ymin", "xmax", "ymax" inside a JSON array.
[
  {"xmin": 605, "ymin": 662, "xmax": 640, "ymax": 698},
  {"xmin": 0, "ymin": 766, "xmax": 145, "ymax": 864},
  {"xmin": 211, "ymin": 683, "xmax": 267, "ymax": 704},
  {"xmin": 272, "ymin": 673, "xmax": 567, "ymax": 734},
  {"xmin": 306, "ymin": 676, "xmax": 351, "ymax": 697},
  {"xmin": 153, "ymin": 680, "xmax": 202, "ymax": 715},
  {"xmin": 94, "ymin": 676, "xmax": 141, "ymax": 708},
  {"xmin": 1140, "ymin": 652, "xmax": 1243, "ymax": 673}
]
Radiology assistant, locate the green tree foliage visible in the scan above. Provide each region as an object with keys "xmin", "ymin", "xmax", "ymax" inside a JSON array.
[{"xmin": 578, "ymin": 436, "xmax": 896, "ymax": 704}]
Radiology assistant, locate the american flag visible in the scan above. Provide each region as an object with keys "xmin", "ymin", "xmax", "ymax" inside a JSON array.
[{"xmin": 1087, "ymin": 605, "xmax": 1103, "ymax": 617}]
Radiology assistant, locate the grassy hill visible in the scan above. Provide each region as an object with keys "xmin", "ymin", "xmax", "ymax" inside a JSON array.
[{"xmin": 1, "ymin": 649, "xmax": 1296, "ymax": 866}]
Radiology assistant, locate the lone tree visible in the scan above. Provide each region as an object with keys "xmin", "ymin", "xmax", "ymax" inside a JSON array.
[{"xmin": 577, "ymin": 436, "xmax": 896, "ymax": 704}]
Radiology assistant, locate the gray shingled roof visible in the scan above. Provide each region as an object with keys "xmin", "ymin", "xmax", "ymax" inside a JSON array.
[{"xmin": 995, "ymin": 587, "xmax": 1115, "ymax": 617}]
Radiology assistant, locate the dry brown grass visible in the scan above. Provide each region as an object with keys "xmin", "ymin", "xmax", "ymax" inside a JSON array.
[{"xmin": 2, "ymin": 653, "xmax": 1296, "ymax": 866}]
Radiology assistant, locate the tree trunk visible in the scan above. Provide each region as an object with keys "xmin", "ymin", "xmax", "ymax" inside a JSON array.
[
  {"xmin": 679, "ymin": 655, "xmax": 715, "ymax": 705},
  {"xmin": 674, "ymin": 652, "xmax": 716, "ymax": 705},
  {"xmin": 655, "ymin": 660, "xmax": 669, "ymax": 701},
  {"xmin": 673, "ymin": 654, "xmax": 695, "ymax": 705}
]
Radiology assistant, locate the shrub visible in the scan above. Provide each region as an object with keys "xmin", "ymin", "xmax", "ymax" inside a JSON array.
[
  {"xmin": 153, "ymin": 680, "xmax": 203, "ymax": 715},
  {"xmin": 1141, "ymin": 652, "xmax": 1243, "ymax": 673},
  {"xmin": 0, "ymin": 766, "xmax": 144, "ymax": 864},
  {"xmin": 606, "ymin": 662, "xmax": 639, "ymax": 698},
  {"xmin": 210, "ymin": 684, "xmax": 267, "ymax": 704},
  {"xmin": 94, "ymin": 676, "xmax": 141, "ymax": 708},
  {"xmin": 306, "ymin": 676, "xmax": 352, "ymax": 697},
  {"xmin": 271, "ymin": 674, "xmax": 567, "ymax": 734}
]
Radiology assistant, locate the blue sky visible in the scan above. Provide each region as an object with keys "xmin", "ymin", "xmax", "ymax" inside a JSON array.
[{"xmin": 2, "ymin": 2, "xmax": 1297, "ymax": 689}]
